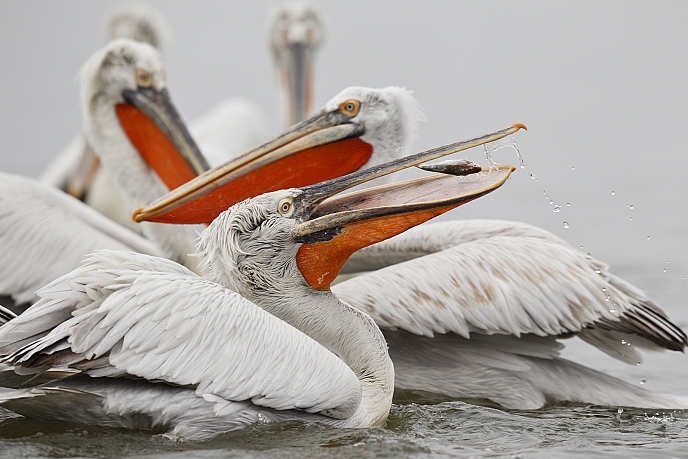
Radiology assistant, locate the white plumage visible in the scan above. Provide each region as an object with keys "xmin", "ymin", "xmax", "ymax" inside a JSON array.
[
  {"xmin": 0, "ymin": 185, "xmax": 399, "ymax": 439},
  {"xmin": 40, "ymin": 3, "xmax": 172, "ymax": 234},
  {"xmin": 334, "ymin": 219, "xmax": 688, "ymax": 408},
  {"xmin": 0, "ymin": 172, "xmax": 162, "ymax": 305}
]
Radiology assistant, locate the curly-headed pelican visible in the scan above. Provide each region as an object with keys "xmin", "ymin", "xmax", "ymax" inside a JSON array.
[{"xmin": 0, "ymin": 129, "xmax": 517, "ymax": 439}]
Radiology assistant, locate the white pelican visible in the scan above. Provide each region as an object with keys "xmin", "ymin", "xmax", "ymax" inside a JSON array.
[
  {"xmin": 0, "ymin": 130, "xmax": 518, "ymax": 439},
  {"xmin": 39, "ymin": 3, "xmax": 171, "ymax": 233},
  {"xmin": 136, "ymin": 106, "xmax": 688, "ymax": 410},
  {"xmin": 268, "ymin": 1, "xmax": 325, "ymax": 127},
  {"xmin": 0, "ymin": 39, "xmax": 424, "ymax": 307}
]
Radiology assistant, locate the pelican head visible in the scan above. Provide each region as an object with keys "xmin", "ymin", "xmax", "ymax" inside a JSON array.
[
  {"xmin": 104, "ymin": 3, "xmax": 171, "ymax": 50},
  {"xmin": 80, "ymin": 38, "xmax": 208, "ymax": 203},
  {"xmin": 197, "ymin": 125, "xmax": 524, "ymax": 295},
  {"xmin": 268, "ymin": 1, "xmax": 325, "ymax": 126},
  {"xmin": 323, "ymin": 86, "xmax": 425, "ymax": 170},
  {"xmin": 134, "ymin": 86, "xmax": 426, "ymax": 225}
]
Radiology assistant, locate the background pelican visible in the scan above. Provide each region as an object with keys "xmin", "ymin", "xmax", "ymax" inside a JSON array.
[{"xmin": 267, "ymin": 1, "xmax": 325, "ymax": 127}]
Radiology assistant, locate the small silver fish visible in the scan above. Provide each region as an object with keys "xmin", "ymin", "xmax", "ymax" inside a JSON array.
[{"xmin": 417, "ymin": 160, "xmax": 482, "ymax": 176}]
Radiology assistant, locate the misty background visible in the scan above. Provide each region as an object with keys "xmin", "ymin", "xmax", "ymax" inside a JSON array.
[{"xmin": 0, "ymin": 1, "xmax": 686, "ymax": 288}]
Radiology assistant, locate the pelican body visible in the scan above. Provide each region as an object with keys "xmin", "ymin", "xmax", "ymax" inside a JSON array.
[{"xmin": 0, "ymin": 127, "xmax": 518, "ymax": 439}]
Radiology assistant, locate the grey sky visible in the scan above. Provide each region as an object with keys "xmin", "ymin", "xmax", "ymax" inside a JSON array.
[{"xmin": 1, "ymin": 0, "xmax": 687, "ymax": 271}]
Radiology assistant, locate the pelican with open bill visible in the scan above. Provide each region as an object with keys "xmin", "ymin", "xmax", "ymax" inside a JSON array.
[{"xmin": 134, "ymin": 123, "xmax": 526, "ymax": 225}]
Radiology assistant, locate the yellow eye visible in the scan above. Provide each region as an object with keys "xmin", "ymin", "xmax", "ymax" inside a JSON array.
[
  {"xmin": 339, "ymin": 99, "xmax": 361, "ymax": 117},
  {"xmin": 278, "ymin": 198, "xmax": 294, "ymax": 217},
  {"xmin": 135, "ymin": 69, "xmax": 153, "ymax": 88}
]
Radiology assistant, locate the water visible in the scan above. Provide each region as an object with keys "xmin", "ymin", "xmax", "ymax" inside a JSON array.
[
  {"xmin": 2, "ymin": 397, "xmax": 688, "ymax": 458},
  {"xmin": 2, "ymin": 1, "xmax": 688, "ymax": 457}
]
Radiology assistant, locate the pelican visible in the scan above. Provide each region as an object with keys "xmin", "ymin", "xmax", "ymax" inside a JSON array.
[
  {"xmin": 0, "ymin": 39, "xmax": 425, "ymax": 307},
  {"xmin": 268, "ymin": 1, "xmax": 325, "ymax": 127},
  {"xmin": 136, "ymin": 105, "xmax": 688, "ymax": 410},
  {"xmin": 38, "ymin": 3, "xmax": 171, "ymax": 233},
  {"xmin": 0, "ymin": 129, "xmax": 518, "ymax": 439}
]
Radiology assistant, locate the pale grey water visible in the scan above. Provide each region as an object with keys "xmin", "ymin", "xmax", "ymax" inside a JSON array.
[{"xmin": 1, "ymin": 1, "xmax": 688, "ymax": 457}]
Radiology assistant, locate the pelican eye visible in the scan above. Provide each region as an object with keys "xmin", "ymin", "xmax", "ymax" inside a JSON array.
[
  {"xmin": 135, "ymin": 69, "xmax": 153, "ymax": 88},
  {"xmin": 278, "ymin": 198, "xmax": 295, "ymax": 217},
  {"xmin": 339, "ymin": 99, "xmax": 361, "ymax": 117}
]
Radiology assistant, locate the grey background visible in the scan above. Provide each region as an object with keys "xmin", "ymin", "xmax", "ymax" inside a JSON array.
[{"xmin": 0, "ymin": 0, "xmax": 686, "ymax": 275}]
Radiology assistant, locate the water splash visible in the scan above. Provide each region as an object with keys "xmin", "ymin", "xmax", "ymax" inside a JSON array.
[{"xmin": 483, "ymin": 134, "xmax": 523, "ymax": 169}]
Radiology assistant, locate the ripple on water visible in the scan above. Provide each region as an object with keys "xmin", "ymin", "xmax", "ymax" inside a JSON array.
[{"xmin": 0, "ymin": 402, "xmax": 688, "ymax": 458}]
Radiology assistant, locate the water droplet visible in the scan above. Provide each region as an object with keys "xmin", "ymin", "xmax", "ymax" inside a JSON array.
[
  {"xmin": 640, "ymin": 380, "xmax": 646, "ymax": 385},
  {"xmin": 621, "ymin": 340, "xmax": 627, "ymax": 345},
  {"xmin": 611, "ymin": 191, "xmax": 615, "ymax": 196},
  {"xmin": 571, "ymin": 167, "xmax": 575, "ymax": 171},
  {"xmin": 666, "ymin": 261, "xmax": 669, "ymax": 264},
  {"xmin": 663, "ymin": 268, "xmax": 667, "ymax": 273},
  {"xmin": 605, "ymin": 295, "xmax": 611, "ymax": 301},
  {"xmin": 530, "ymin": 173, "xmax": 536, "ymax": 180},
  {"xmin": 580, "ymin": 245, "xmax": 584, "ymax": 250},
  {"xmin": 595, "ymin": 268, "xmax": 601, "ymax": 274},
  {"xmin": 609, "ymin": 308, "xmax": 617, "ymax": 314},
  {"xmin": 520, "ymin": 164, "xmax": 525, "ymax": 169},
  {"xmin": 586, "ymin": 253, "xmax": 592, "ymax": 259},
  {"xmin": 563, "ymin": 222, "xmax": 570, "ymax": 229},
  {"xmin": 636, "ymin": 362, "xmax": 641, "ymax": 366},
  {"xmin": 549, "ymin": 200, "xmax": 554, "ymax": 205},
  {"xmin": 553, "ymin": 205, "xmax": 561, "ymax": 213},
  {"xmin": 647, "ymin": 236, "xmax": 650, "ymax": 240},
  {"xmin": 683, "ymin": 277, "xmax": 686, "ymax": 280},
  {"xmin": 566, "ymin": 202, "xmax": 571, "ymax": 207},
  {"xmin": 602, "ymin": 287, "xmax": 606, "ymax": 292},
  {"xmin": 629, "ymin": 204, "xmax": 634, "ymax": 209},
  {"xmin": 629, "ymin": 216, "xmax": 633, "ymax": 221}
]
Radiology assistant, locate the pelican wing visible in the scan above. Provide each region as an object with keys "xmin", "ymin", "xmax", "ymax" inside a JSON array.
[
  {"xmin": 0, "ymin": 251, "xmax": 361, "ymax": 418},
  {"xmin": 342, "ymin": 220, "xmax": 566, "ymax": 274},
  {"xmin": 0, "ymin": 173, "xmax": 163, "ymax": 304},
  {"xmin": 333, "ymin": 234, "xmax": 686, "ymax": 360}
]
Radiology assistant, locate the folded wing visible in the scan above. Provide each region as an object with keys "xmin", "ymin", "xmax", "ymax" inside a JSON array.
[{"xmin": 0, "ymin": 250, "xmax": 361, "ymax": 418}]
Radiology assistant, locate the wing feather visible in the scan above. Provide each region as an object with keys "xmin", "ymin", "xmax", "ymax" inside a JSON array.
[
  {"xmin": 334, "ymin": 234, "xmax": 686, "ymax": 358},
  {"xmin": 0, "ymin": 251, "xmax": 361, "ymax": 418},
  {"xmin": 0, "ymin": 173, "xmax": 163, "ymax": 304}
]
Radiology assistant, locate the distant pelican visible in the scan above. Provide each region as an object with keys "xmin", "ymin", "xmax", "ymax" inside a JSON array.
[
  {"xmin": 268, "ymin": 1, "xmax": 325, "ymax": 127},
  {"xmin": 39, "ymin": 3, "xmax": 171, "ymax": 233},
  {"xmin": 0, "ymin": 131, "xmax": 516, "ymax": 439}
]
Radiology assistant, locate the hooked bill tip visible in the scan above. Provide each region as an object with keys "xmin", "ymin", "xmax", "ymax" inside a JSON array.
[
  {"xmin": 510, "ymin": 123, "xmax": 528, "ymax": 132},
  {"xmin": 132, "ymin": 207, "xmax": 144, "ymax": 223}
]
